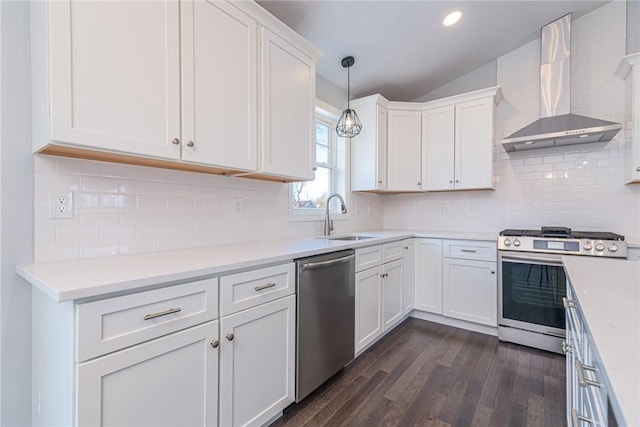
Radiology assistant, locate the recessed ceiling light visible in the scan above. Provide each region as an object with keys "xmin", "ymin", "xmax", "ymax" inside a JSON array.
[{"xmin": 443, "ymin": 10, "xmax": 462, "ymax": 27}]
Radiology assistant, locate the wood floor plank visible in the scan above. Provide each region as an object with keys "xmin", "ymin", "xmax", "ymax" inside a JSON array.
[
  {"xmin": 320, "ymin": 370, "xmax": 387, "ymax": 426},
  {"xmin": 526, "ymin": 393, "xmax": 545, "ymax": 427},
  {"xmin": 278, "ymin": 318, "xmax": 567, "ymax": 427}
]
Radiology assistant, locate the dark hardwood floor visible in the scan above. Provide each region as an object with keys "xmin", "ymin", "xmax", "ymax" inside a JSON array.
[{"xmin": 274, "ymin": 318, "xmax": 566, "ymax": 427}]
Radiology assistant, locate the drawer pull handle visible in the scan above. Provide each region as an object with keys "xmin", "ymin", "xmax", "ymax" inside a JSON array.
[
  {"xmin": 255, "ymin": 282, "xmax": 277, "ymax": 291},
  {"xmin": 576, "ymin": 359, "xmax": 602, "ymax": 388},
  {"xmin": 461, "ymin": 249, "xmax": 477, "ymax": 253},
  {"xmin": 571, "ymin": 408, "xmax": 593, "ymax": 426},
  {"xmin": 143, "ymin": 307, "xmax": 181, "ymax": 320}
]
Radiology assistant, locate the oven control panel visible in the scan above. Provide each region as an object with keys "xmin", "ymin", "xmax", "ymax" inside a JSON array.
[{"xmin": 498, "ymin": 236, "xmax": 627, "ymax": 258}]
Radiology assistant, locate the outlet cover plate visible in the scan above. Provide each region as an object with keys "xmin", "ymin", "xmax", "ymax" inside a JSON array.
[{"xmin": 49, "ymin": 191, "xmax": 74, "ymax": 219}]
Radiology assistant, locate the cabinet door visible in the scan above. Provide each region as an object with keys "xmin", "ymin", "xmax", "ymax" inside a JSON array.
[
  {"xmin": 49, "ymin": 0, "xmax": 181, "ymax": 159},
  {"xmin": 387, "ymin": 110, "xmax": 423, "ymax": 191},
  {"xmin": 383, "ymin": 259, "xmax": 404, "ymax": 330},
  {"xmin": 355, "ymin": 266, "xmax": 383, "ymax": 354},
  {"xmin": 76, "ymin": 321, "xmax": 218, "ymax": 427},
  {"xmin": 402, "ymin": 239, "xmax": 415, "ymax": 315},
  {"xmin": 414, "ymin": 238, "xmax": 443, "ymax": 314},
  {"xmin": 423, "ymin": 105, "xmax": 455, "ymax": 191},
  {"xmin": 442, "ymin": 258, "xmax": 497, "ymax": 326},
  {"xmin": 181, "ymin": 0, "xmax": 258, "ymax": 171},
  {"xmin": 219, "ymin": 295, "xmax": 295, "ymax": 427},
  {"xmin": 454, "ymin": 97, "xmax": 494, "ymax": 190},
  {"xmin": 261, "ymin": 29, "xmax": 315, "ymax": 180},
  {"xmin": 350, "ymin": 102, "xmax": 387, "ymax": 191}
]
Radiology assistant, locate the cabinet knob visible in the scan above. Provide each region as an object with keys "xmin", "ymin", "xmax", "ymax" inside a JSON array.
[
  {"xmin": 636, "ymin": 166, "xmax": 640, "ymax": 172},
  {"xmin": 226, "ymin": 333, "xmax": 234, "ymax": 341},
  {"xmin": 404, "ymin": 246, "xmax": 409, "ymax": 250},
  {"xmin": 312, "ymin": 166, "xmax": 317, "ymax": 171},
  {"xmin": 171, "ymin": 138, "xmax": 180, "ymax": 145},
  {"xmin": 490, "ymin": 270, "xmax": 495, "ymax": 274},
  {"xmin": 455, "ymin": 180, "xmax": 459, "ymax": 183},
  {"xmin": 449, "ymin": 180, "xmax": 453, "ymax": 184},
  {"xmin": 378, "ymin": 180, "xmax": 383, "ymax": 184},
  {"xmin": 186, "ymin": 140, "xmax": 195, "ymax": 147},
  {"xmin": 417, "ymin": 182, "xmax": 421, "ymax": 186},
  {"xmin": 210, "ymin": 339, "xmax": 219, "ymax": 349}
]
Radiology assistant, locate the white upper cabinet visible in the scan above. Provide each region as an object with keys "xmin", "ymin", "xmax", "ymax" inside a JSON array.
[
  {"xmin": 422, "ymin": 105, "xmax": 455, "ymax": 191},
  {"xmin": 181, "ymin": 0, "xmax": 258, "ymax": 171},
  {"xmin": 350, "ymin": 95, "xmax": 388, "ymax": 191},
  {"xmin": 616, "ymin": 53, "xmax": 640, "ymax": 183},
  {"xmin": 454, "ymin": 97, "xmax": 495, "ymax": 190},
  {"xmin": 350, "ymin": 87, "xmax": 500, "ymax": 193},
  {"xmin": 33, "ymin": 0, "xmax": 320, "ymax": 182},
  {"xmin": 422, "ymin": 87, "xmax": 501, "ymax": 191},
  {"xmin": 44, "ymin": 0, "xmax": 181, "ymax": 159},
  {"xmin": 387, "ymin": 108, "xmax": 423, "ymax": 191},
  {"xmin": 260, "ymin": 28, "xmax": 316, "ymax": 181}
]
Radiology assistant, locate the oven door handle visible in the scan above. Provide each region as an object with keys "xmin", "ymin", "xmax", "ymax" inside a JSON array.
[{"xmin": 500, "ymin": 254, "xmax": 564, "ymax": 265}]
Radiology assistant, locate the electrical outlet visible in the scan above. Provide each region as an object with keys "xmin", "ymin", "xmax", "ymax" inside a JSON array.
[
  {"xmin": 439, "ymin": 203, "xmax": 447, "ymax": 214},
  {"xmin": 49, "ymin": 191, "xmax": 74, "ymax": 219},
  {"xmin": 232, "ymin": 197, "xmax": 243, "ymax": 215}
]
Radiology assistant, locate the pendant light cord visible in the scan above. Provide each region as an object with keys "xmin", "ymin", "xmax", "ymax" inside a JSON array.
[{"xmin": 347, "ymin": 65, "xmax": 350, "ymax": 110}]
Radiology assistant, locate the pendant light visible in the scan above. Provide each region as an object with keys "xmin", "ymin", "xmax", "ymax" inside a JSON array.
[{"xmin": 336, "ymin": 56, "xmax": 362, "ymax": 138}]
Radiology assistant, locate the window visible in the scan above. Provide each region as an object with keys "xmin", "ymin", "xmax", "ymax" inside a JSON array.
[{"xmin": 290, "ymin": 101, "xmax": 348, "ymax": 221}]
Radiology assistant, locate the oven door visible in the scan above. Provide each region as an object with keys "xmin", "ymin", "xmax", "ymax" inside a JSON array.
[{"xmin": 498, "ymin": 251, "xmax": 566, "ymax": 337}]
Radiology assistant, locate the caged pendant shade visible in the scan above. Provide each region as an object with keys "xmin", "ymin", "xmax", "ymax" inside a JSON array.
[{"xmin": 336, "ymin": 56, "xmax": 362, "ymax": 138}]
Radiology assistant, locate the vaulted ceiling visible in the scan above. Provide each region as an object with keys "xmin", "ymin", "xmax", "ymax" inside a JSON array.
[{"xmin": 258, "ymin": 1, "xmax": 609, "ymax": 101}]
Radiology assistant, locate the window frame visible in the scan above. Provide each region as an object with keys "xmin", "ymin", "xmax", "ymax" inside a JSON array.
[{"xmin": 289, "ymin": 100, "xmax": 350, "ymax": 222}]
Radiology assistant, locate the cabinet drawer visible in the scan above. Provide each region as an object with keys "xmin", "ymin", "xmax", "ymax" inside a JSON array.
[
  {"xmin": 220, "ymin": 263, "xmax": 295, "ymax": 316},
  {"xmin": 355, "ymin": 245, "xmax": 383, "ymax": 272},
  {"xmin": 77, "ymin": 278, "xmax": 218, "ymax": 362},
  {"xmin": 383, "ymin": 241, "xmax": 403, "ymax": 263},
  {"xmin": 443, "ymin": 239, "xmax": 497, "ymax": 261}
]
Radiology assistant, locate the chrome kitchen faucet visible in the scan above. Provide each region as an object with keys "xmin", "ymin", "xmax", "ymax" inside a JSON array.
[{"xmin": 324, "ymin": 193, "xmax": 348, "ymax": 236}]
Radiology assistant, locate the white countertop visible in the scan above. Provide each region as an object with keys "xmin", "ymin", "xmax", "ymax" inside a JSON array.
[
  {"xmin": 562, "ymin": 256, "xmax": 640, "ymax": 427},
  {"xmin": 17, "ymin": 229, "xmax": 497, "ymax": 302}
]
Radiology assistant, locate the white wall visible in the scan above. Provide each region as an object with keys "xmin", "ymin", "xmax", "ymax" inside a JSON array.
[
  {"xmin": 628, "ymin": 0, "xmax": 640, "ymax": 54},
  {"xmin": 413, "ymin": 60, "xmax": 497, "ymax": 103},
  {"xmin": 384, "ymin": 2, "xmax": 640, "ymax": 241},
  {"xmin": 0, "ymin": 1, "xmax": 33, "ymax": 425}
]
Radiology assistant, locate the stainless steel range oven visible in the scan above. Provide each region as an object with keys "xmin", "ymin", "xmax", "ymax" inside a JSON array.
[{"xmin": 498, "ymin": 227, "xmax": 626, "ymax": 353}]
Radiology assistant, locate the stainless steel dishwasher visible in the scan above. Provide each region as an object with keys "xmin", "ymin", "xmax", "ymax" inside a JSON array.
[{"xmin": 295, "ymin": 249, "xmax": 355, "ymax": 402}]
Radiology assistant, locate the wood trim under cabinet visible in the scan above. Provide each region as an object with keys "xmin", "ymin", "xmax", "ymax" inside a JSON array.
[{"xmin": 38, "ymin": 144, "xmax": 306, "ymax": 183}]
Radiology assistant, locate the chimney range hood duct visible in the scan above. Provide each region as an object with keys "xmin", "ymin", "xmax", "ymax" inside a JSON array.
[{"xmin": 502, "ymin": 14, "xmax": 621, "ymax": 152}]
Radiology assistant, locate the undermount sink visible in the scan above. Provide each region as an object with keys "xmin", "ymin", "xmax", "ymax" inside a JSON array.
[{"xmin": 325, "ymin": 235, "xmax": 375, "ymax": 241}]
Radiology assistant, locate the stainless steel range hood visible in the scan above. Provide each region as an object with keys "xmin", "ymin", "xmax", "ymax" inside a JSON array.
[{"xmin": 502, "ymin": 14, "xmax": 621, "ymax": 152}]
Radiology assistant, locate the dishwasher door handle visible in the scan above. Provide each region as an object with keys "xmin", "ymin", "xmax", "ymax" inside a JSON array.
[{"xmin": 300, "ymin": 254, "xmax": 355, "ymax": 270}]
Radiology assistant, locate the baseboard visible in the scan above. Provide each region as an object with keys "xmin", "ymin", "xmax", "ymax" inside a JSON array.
[{"xmin": 409, "ymin": 310, "xmax": 498, "ymax": 337}]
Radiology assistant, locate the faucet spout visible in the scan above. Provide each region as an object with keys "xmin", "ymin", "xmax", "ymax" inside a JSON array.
[{"xmin": 324, "ymin": 193, "xmax": 348, "ymax": 236}]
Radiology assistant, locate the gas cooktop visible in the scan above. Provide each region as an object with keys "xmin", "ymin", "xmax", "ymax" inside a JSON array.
[{"xmin": 498, "ymin": 226, "xmax": 627, "ymax": 258}]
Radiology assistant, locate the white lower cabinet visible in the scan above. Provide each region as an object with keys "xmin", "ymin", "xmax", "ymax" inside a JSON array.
[
  {"xmin": 442, "ymin": 258, "xmax": 497, "ymax": 326},
  {"xmin": 355, "ymin": 265, "xmax": 384, "ymax": 353},
  {"xmin": 355, "ymin": 242, "xmax": 405, "ymax": 354},
  {"xmin": 414, "ymin": 238, "xmax": 443, "ymax": 314},
  {"xmin": 77, "ymin": 321, "xmax": 219, "ymax": 426},
  {"xmin": 382, "ymin": 259, "xmax": 404, "ymax": 330},
  {"xmin": 565, "ymin": 286, "xmax": 608, "ymax": 427},
  {"xmin": 414, "ymin": 238, "xmax": 498, "ymax": 328},
  {"xmin": 402, "ymin": 239, "xmax": 415, "ymax": 314},
  {"xmin": 219, "ymin": 295, "xmax": 295, "ymax": 427}
]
